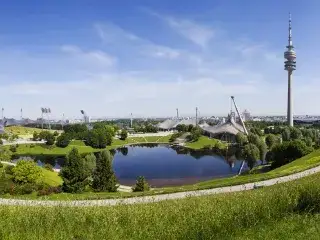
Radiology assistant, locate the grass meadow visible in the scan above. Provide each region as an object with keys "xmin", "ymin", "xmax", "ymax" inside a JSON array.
[{"xmin": 1, "ymin": 172, "xmax": 320, "ymax": 239}]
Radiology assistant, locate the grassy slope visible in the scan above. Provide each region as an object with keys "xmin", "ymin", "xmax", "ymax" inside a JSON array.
[
  {"xmin": 1, "ymin": 172, "xmax": 320, "ymax": 239},
  {"xmin": 185, "ymin": 136, "xmax": 228, "ymax": 149},
  {"xmin": 1, "ymin": 163, "xmax": 62, "ymax": 187}
]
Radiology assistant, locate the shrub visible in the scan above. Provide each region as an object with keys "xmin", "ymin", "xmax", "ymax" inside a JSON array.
[
  {"xmin": 132, "ymin": 176, "xmax": 150, "ymax": 192},
  {"xmin": 9, "ymin": 145, "xmax": 17, "ymax": 153},
  {"xmin": 0, "ymin": 139, "xmax": 3, "ymax": 145},
  {"xmin": 12, "ymin": 161, "xmax": 44, "ymax": 185},
  {"xmin": 271, "ymin": 140, "xmax": 313, "ymax": 168},
  {"xmin": 169, "ymin": 132, "xmax": 183, "ymax": 142},
  {"xmin": 44, "ymin": 133, "xmax": 55, "ymax": 146},
  {"xmin": 120, "ymin": 129, "xmax": 128, "ymax": 140},
  {"xmin": 30, "ymin": 144, "xmax": 35, "ymax": 148},
  {"xmin": 44, "ymin": 163, "xmax": 54, "ymax": 172},
  {"xmin": 56, "ymin": 133, "xmax": 71, "ymax": 148},
  {"xmin": 37, "ymin": 186, "xmax": 62, "ymax": 196},
  {"xmin": 0, "ymin": 162, "xmax": 3, "ymax": 168},
  {"xmin": 53, "ymin": 131, "xmax": 59, "ymax": 137},
  {"xmin": 5, "ymin": 165, "xmax": 14, "ymax": 175}
]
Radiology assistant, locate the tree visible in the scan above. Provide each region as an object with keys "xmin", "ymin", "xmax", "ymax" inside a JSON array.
[
  {"xmin": 271, "ymin": 140, "xmax": 313, "ymax": 168},
  {"xmin": 132, "ymin": 176, "xmax": 150, "ymax": 192},
  {"xmin": 83, "ymin": 153, "xmax": 96, "ymax": 176},
  {"xmin": 176, "ymin": 124, "xmax": 187, "ymax": 132},
  {"xmin": 236, "ymin": 132, "xmax": 248, "ymax": 146},
  {"xmin": 12, "ymin": 160, "xmax": 44, "ymax": 185},
  {"xmin": 282, "ymin": 128, "xmax": 291, "ymax": 141},
  {"xmin": 265, "ymin": 134, "xmax": 277, "ymax": 149},
  {"xmin": 248, "ymin": 133, "xmax": 260, "ymax": 146},
  {"xmin": 120, "ymin": 129, "xmax": 128, "ymax": 140},
  {"xmin": 304, "ymin": 137, "xmax": 313, "ymax": 147},
  {"xmin": 60, "ymin": 148, "xmax": 90, "ymax": 193},
  {"xmin": 9, "ymin": 145, "xmax": 17, "ymax": 153},
  {"xmin": 243, "ymin": 143, "xmax": 260, "ymax": 169},
  {"xmin": 32, "ymin": 132, "xmax": 39, "ymax": 141},
  {"xmin": 39, "ymin": 131, "xmax": 50, "ymax": 140},
  {"xmin": 53, "ymin": 131, "xmax": 59, "ymax": 137},
  {"xmin": 92, "ymin": 150, "xmax": 118, "ymax": 192},
  {"xmin": 44, "ymin": 132, "xmax": 55, "ymax": 145},
  {"xmin": 56, "ymin": 133, "xmax": 71, "ymax": 148},
  {"xmin": 290, "ymin": 127, "xmax": 302, "ymax": 140}
]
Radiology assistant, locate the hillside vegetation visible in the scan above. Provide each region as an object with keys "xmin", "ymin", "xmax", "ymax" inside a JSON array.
[{"xmin": 1, "ymin": 171, "xmax": 320, "ymax": 239}]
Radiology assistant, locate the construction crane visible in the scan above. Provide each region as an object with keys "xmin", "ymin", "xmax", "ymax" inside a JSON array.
[
  {"xmin": 80, "ymin": 110, "xmax": 92, "ymax": 130},
  {"xmin": 231, "ymin": 96, "xmax": 248, "ymax": 135}
]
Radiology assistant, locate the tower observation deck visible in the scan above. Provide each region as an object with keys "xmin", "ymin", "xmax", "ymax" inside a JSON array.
[{"xmin": 284, "ymin": 13, "xmax": 296, "ymax": 127}]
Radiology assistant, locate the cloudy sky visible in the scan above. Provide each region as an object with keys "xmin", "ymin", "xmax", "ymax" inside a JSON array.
[{"xmin": 0, "ymin": 0, "xmax": 319, "ymax": 119}]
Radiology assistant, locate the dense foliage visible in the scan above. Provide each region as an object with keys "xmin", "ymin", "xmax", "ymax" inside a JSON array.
[
  {"xmin": 132, "ymin": 176, "xmax": 150, "ymax": 192},
  {"xmin": 243, "ymin": 143, "xmax": 260, "ymax": 169},
  {"xmin": 60, "ymin": 148, "xmax": 90, "ymax": 193},
  {"xmin": 55, "ymin": 133, "xmax": 71, "ymax": 148},
  {"xmin": 270, "ymin": 140, "xmax": 313, "ymax": 168},
  {"xmin": 92, "ymin": 150, "xmax": 118, "ymax": 192},
  {"xmin": 12, "ymin": 161, "xmax": 44, "ymax": 185},
  {"xmin": 120, "ymin": 129, "xmax": 128, "ymax": 140}
]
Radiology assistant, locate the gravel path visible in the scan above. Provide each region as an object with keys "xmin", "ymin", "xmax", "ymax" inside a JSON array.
[{"xmin": 1, "ymin": 165, "xmax": 320, "ymax": 207}]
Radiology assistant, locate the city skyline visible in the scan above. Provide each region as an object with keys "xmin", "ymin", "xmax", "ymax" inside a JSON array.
[{"xmin": 1, "ymin": 1, "xmax": 320, "ymax": 118}]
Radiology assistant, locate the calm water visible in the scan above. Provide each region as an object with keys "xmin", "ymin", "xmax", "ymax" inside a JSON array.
[
  {"xmin": 113, "ymin": 144, "xmax": 243, "ymax": 187},
  {"xmin": 14, "ymin": 144, "xmax": 245, "ymax": 187}
]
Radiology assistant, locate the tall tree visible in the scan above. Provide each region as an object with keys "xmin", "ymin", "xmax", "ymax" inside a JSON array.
[
  {"xmin": 243, "ymin": 143, "xmax": 260, "ymax": 169},
  {"xmin": 265, "ymin": 134, "xmax": 277, "ymax": 149},
  {"xmin": 60, "ymin": 148, "xmax": 89, "ymax": 193},
  {"xmin": 92, "ymin": 150, "xmax": 118, "ymax": 192}
]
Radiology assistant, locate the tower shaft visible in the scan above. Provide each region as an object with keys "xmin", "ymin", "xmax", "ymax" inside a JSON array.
[{"xmin": 287, "ymin": 71, "xmax": 293, "ymax": 126}]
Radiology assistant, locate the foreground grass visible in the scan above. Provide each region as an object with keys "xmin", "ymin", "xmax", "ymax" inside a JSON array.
[
  {"xmin": 1, "ymin": 173, "xmax": 320, "ymax": 239},
  {"xmin": 185, "ymin": 136, "xmax": 228, "ymax": 150}
]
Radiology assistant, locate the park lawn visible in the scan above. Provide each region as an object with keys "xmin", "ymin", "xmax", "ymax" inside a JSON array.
[
  {"xmin": 157, "ymin": 134, "xmax": 173, "ymax": 143},
  {"xmin": 5, "ymin": 126, "xmax": 62, "ymax": 138},
  {"xmin": 4, "ymin": 143, "xmax": 99, "ymax": 156},
  {"xmin": 69, "ymin": 140, "xmax": 86, "ymax": 146},
  {"xmin": 185, "ymin": 136, "xmax": 228, "ymax": 150},
  {"xmin": 144, "ymin": 136, "xmax": 162, "ymax": 142},
  {"xmin": 1, "ymin": 173, "xmax": 320, "ymax": 239},
  {"xmin": 42, "ymin": 168, "xmax": 63, "ymax": 186}
]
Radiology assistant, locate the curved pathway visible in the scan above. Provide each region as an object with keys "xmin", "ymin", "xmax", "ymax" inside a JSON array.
[{"xmin": 1, "ymin": 165, "xmax": 320, "ymax": 207}]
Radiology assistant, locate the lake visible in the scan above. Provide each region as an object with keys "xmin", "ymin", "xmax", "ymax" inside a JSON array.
[
  {"xmin": 14, "ymin": 144, "xmax": 245, "ymax": 187},
  {"xmin": 113, "ymin": 144, "xmax": 243, "ymax": 187}
]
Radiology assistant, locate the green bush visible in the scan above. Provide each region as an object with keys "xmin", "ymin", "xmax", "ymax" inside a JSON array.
[
  {"xmin": 132, "ymin": 176, "xmax": 150, "ymax": 192},
  {"xmin": 243, "ymin": 143, "xmax": 260, "ymax": 169},
  {"xmin": 120, "ymin": 129, "xmax": 128, "ymax": 140},
  {"xmin": 9, "ymin": 145, "xmax": 17, "ymax": 152},
  {"xmin": 12, "ymin": 161, "xmax": 44, "ymax": 185},
  {"xmin": 5, "ymin": 165, "xmax": 14, "ymax": 175},
  {"xmin": 271, "ymin": 140, "xmax": 313, "ymax": 168},
  {"xmin": 56, "ymin": 133, "xmax": 71, "ymax": 148}
]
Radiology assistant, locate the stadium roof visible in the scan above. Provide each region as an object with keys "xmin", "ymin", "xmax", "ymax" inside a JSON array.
[{"xmin": 200, "ymin": 115, "xmax": 245, "ymax": 136}]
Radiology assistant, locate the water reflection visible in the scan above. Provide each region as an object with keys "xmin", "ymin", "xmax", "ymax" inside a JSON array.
[{"xmin": 13, "ymin": 144, "xmax": 249, "ymax": 187}]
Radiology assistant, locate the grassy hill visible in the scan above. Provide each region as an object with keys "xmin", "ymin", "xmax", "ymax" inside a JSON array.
[{"xmin": 1, "ymin": 170, "xmax": 320, "ymax": 239}]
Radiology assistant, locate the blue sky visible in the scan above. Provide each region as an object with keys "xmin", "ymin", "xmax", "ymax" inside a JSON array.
[{"xmin": 0, "ymin": 0, "xmax": 319, "ymax": 119}]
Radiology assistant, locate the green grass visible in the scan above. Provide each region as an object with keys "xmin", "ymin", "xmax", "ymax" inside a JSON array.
[
  {"xmin": 1, "ymin": 172, "xmax": 320, "ymax": 239},
  {"xmin": 5, "ymin": 126, "xmax": 62, "ymax": 139},
  {"xmin": 185, "ymin": 136, "xmax": 228, "ymax": 150}
]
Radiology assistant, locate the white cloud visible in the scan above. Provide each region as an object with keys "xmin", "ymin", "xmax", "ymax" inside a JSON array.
[
  {"xmin": 146, "ymin": 10, "xmax": 214, "ymax": 47},
  {"xmin": 61, "ymin": 45, "xmax": 116, "ymax": 67}
]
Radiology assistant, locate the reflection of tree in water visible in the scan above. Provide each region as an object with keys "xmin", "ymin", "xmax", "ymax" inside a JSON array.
[
  {"xmin": 133, "ymin": 143, "xmax": 158, "ymax": 148},
  {"xmin": 118, "ymin": 147, "xmax": 128, "ymax": 156}
]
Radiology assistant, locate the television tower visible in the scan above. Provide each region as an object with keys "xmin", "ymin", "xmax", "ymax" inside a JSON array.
[{"xmin": 284, "ymin": 13, "xmax": 296, "ymax": 127}]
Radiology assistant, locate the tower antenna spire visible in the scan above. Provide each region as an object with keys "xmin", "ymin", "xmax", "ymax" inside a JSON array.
[{"xmin": 288, "ymin": 12, "xmax": 292, "ymax": 46}]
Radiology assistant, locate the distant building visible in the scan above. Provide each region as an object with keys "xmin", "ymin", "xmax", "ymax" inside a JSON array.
[{"xmin": 242, "ymin": 109, "xmax": 251, "ymax": 122}]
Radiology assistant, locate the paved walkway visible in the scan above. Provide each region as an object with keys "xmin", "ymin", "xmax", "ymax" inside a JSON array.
[{"xmin": 0, "ymin": 165, "xmax": 320, "ymax": 207}]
